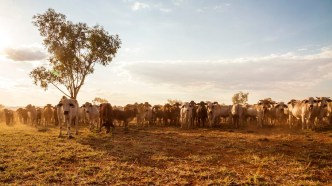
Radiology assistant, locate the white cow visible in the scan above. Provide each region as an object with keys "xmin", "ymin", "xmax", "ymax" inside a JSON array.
[
  {"xmin": 82, "ymin": 102, "xmax": 100, "ymax": 131},
  {"xmin": 243, "ymin": 104, "xmax": 258, "ymax": 125},
  {"xmin": 231, "ymin": 103, "xmax": 243, "ymax": 128},
  {"xmin": 273, "ymin": 102, "xmax": 288, "ymax": 125},
  {"xmin": 180, "ymin": 102, "xmax": 193, "ymax": 129},
  {"xmin": 57, "ymin": 96, "xmax": 79, "ymax": 138},
  {"xmin": 288, "ymin": 97, "xmax": 318, "ymax": 130},
  {"xmin": 207, "ymin": 102, "xmax": 222, "ymax": 127}
]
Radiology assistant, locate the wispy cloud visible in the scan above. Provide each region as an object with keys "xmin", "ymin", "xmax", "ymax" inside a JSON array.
[
  {"xmin": 131, "ymin": 2, "xmax": 150, "ymax": 11},
  {"xmin": 4, "ymin": 46, "xmax": 47, "ymax": 61},
  {"xmin": 123, "ymin": 47, "xmax": 332, "ymax": 93}
]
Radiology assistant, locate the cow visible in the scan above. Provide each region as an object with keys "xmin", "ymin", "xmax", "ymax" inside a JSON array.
[
  {"xmin": 163, "ymin": 103, "xmax": 173, "ymax": 126},
  {"xmin": 112, "ymin": 104, "xmax": 138, "ymax": 129},
  {"xmin": 43, "ymin": 104, "xmax": 54, "ymax": 126},
  {"xmin": 78, "ymin": 106, "xmax": 88, "ymax": 125},
  {"xmin": 196, "ymin": 101, "xmax": 208, "ymax": 127},
  {"xmin": 170, "ymin": 103, "xmax": 181, "ymax": 126},
  {"xmin": 231, "ymin": 103, "xmax": 243, "ymax": 128},
  {"xmin": 180, "ymin": 102, "xmax": 193, "ymax": 129},
  {"xmin": 82, "ymin": 102, "xmax": 100, "ymax": 131},
  {"xmin": 135, "ymin": 102, "xmax": 153, "ymax": 127},
  {"xmin": 26, "ymin": 104, "xmax": 37, "ymax": 126},
  {"xmin": 256, "ymin": 99, "xmax": 274, "ymax": 127},
  {"xmin": 316, "ymin": 97, "xmax": 332, "ymax": 125},
  {"xmin": 53, "ymin": 105, "xmax": 59, "ymax": 126},
  {"xmin": 16, "ymin": 108, "xmax": 28, "ymax": 124},
  {"xmin": 99, "ymin": 103, "xmax": 115, "ymax": 134},
  {"xmin": 152, "ymin": 105, "xmax": 165, "ymax": 126},
  {"xmin": 207, "ymin": 102, "xmax": 222, "ymax": 127},
  {"xmin": 273, "ymin": 102, "xmax": 288, "ymax": 126},
  {"xmin": 328, "ymin": 101, "xmax": 332, "ymax": 124},
  {"xmin": 36, "ymin": 107, "xmax": 43, "ymax": 126},
  {"xmin": 243, "ymin": 104, "xmax": 258, "ymax": 125},
  {"xmin": 57, "ymin": 96, "xmax": 79, "ymax": 138},
  {"xmin": 189, "ymin": 101, "xmax": 197, "ymax": 127},
  {"xmin": 143, "ymin": 103, "xmax": 153, "ymax": 127},
  {"xmin": 288, "ymin": 97, "xmax": 318, "ymax": 130},
  {"xmin": 3, "ymin": 109, "xmax": 14, "ymax": 125}
]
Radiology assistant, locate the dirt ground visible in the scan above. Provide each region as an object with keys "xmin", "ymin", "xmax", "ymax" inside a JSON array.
[{"xmin": 0, "ymin": 122, "xmax": 331, "ymax": 185}]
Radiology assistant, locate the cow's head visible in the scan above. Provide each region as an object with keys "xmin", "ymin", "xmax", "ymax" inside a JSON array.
[
  {"xmin": 274, "ymin": 102, "xmax": 288, "ymax": 111},
  {"xmin": 302, "ymin": 97, "xmax": 316, "ymax": 110},
  {"xmin": 316, "ymin": 97, "xmax": 331, "ymax": 108},
  {"xmin": 58, "ymin": 96, "xmax": 76, "ymax": 115}
]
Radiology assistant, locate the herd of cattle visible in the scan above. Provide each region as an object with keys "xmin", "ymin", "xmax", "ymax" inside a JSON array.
[{"xmin": 1, "ymin": 96, "xmax": 332, "ymax": 138}]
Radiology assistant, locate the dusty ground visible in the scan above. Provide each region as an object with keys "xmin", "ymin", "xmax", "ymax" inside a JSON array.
[{"xmin": 0, "ymin": 122, "xmax": 331, "ymax": 185}]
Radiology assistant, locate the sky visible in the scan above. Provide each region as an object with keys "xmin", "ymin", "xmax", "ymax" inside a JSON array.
[{"xmin": 0, "ymin": 0, "xmax": 332, "ymax": 107}]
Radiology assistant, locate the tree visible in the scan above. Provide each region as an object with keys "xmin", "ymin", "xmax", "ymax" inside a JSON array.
[
  {"xmin": 232, "ymin": 91, "xmax": 249, "ymax": 104},
  {"xmin": 92, "ymin": 97, "xmax": 108, "ymax": 105},
  {"xmin": 29, "ymin": 9, "xmax": 121, "ymax": 99},
  {"xmin": 167, "ymin": 99, "xmax": 183, "ymax": 105}
]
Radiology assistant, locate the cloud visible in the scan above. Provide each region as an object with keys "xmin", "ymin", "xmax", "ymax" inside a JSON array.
[
  {"xmin": 131, "ymin": 2, "xmax": 150, "ymax": 11},
  {"xmin": 4, "ymin": 46, "xmax": 47, "ymax": 61},
  {"xmin": 123, "ymin": 47, "xmax": 332, "ymax": 93},
  {"xmin": 172, "ymin": 0, "xmax": 185, "ymax": 6}
]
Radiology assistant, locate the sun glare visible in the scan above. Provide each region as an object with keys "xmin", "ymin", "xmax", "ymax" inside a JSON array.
[{"xmin": 0, "ymin": 27, "xmax": 10, "ymax": 50}]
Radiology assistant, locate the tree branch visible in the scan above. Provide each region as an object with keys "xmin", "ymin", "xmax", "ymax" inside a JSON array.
[{"xmin": 51, "ymin": 82, "xmax": 71, "ymax": 98}]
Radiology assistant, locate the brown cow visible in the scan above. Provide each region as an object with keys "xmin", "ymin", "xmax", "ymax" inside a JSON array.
[
  {"xmin": 4, "ymin": 109, "xmax": 14, "ymax": 125},
  {"xmin": 112, "ymin": 104, "xmax": 138, "ymax": 129},
  {"xmin": 99, "ymin": 103, "xmax": 114, "ymax": 133},
  {"xmin": 43, "ymin": 104, "xmax": 54, "ymax": 126}
]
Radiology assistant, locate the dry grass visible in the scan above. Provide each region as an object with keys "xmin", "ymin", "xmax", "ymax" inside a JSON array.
[{"xmin": 0, "ymin": 122, "xmax": 332, "ymax": 185}]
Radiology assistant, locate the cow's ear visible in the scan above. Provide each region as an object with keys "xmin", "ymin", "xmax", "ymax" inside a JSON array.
[
  {"xmin": 328, "ymin": 99, "xmax": 332, "ymax": 102},
  {"xmin": 57, "ymin": 103, "xmax": 63, "ymax": 107}
]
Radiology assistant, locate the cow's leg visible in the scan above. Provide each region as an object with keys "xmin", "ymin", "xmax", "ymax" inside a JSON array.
[
  {"xmin": 67, "ymin": 118, "xmax": 72, "ymax": 138},
  {"xmin": 75, "ymin": 117, "xmax": 78, "ymax": 135},
  {"xmin": 59, "ymin": 120, "xmax": 63, "ymax": 137},
  {"xmin": 288, "ymin": 115, "xmax": 292, "ymax": 128},
  {"xmin": 301, "ymin": 115, "xmax": 306, "ymax": 130}
]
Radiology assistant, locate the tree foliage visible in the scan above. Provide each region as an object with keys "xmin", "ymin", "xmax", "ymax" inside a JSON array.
[
  {"xmin": 232, "ymin": 91, "xmax": 249, "ymax": 104},
  {"xmin": 92, "ymin": 97, "xmax": 109, "ymax": 105},
  {"xmin": 167, "ymin": 99, "xmax": 183, "ymax": 105},
  {"xmin": 29, "ymin": 8, "xmax": 121, "ymax": 99}
]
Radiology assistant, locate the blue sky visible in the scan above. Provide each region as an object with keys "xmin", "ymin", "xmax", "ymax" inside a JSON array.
[{"xmin": 0, "ymin": 0, "xmax": 331, "ymax": 107}]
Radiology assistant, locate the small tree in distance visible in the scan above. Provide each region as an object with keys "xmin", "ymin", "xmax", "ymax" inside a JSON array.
[
  {"xmin": 29, "ymin": 9, "xmax": 121, "ymax": 99},
  {"xmin": 92, "ymin": 97, "xmax": 108, "ymax": 105},
  {"xmin": 232, "ymin": 91, "xmax": 249, "ymax": 104},
  {"xmin": 167, "ymin": 99, "xmax": 183, "ymax": 105}
]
